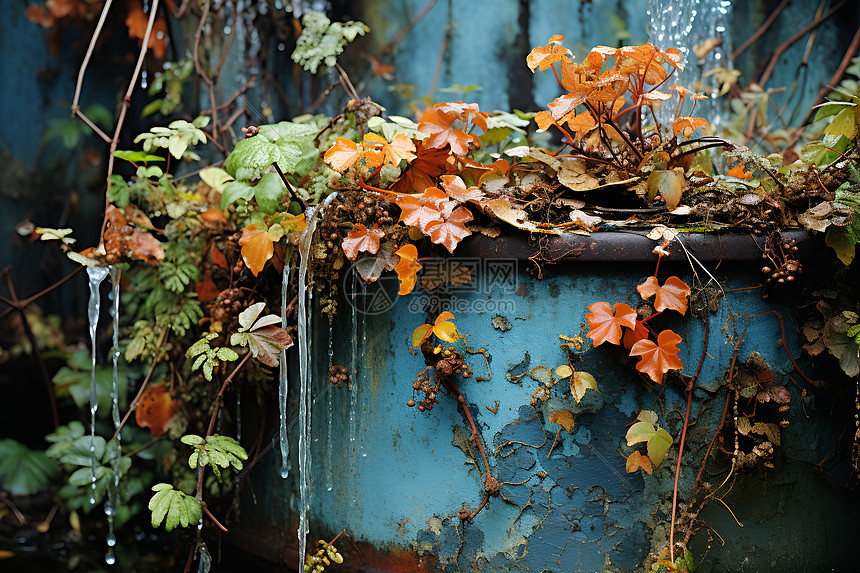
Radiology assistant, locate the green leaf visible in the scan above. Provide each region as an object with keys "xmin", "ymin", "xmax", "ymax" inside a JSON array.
[
  {"xmin": 59, "ymin": 435, "xmax": 107, "ymax": 466},
  {"xmin": 114, "ymin": 150, "xmax": 165, "ymax": 163},
  {"xmin": 182, "ymin": 434, "xmax": 248, "ymax": 473},
  {"xmin": 137, "ymin": 165, "xmax": 164, "ymax": 179},
  {"xmin": 220, "ymin": 180, "xmax": 255, "ymax": 209},
  {"xmin": 108, "ymin": 175, "xmax": 130, "ymax": 208},
  {"xmin": 148, "ymin": 483, "xmax": 202, "ymax": 531},
  {"xmin": 291, "ymin": 12, "xmax": 369, "ymax": 74},
  {"xmin": 0, "ymin": 440, "xmax": 58, "ymax": 495},
  {"xmin": 254, "ymin": 172, "xmax": 288, "ymax": 215},
  {"xmin": 224, "ymin": 135, "xmax": 281, "ymax": 181},
  {"xmin": 825, "ymin": 106, "xmax": 857, "ymax": 142}
]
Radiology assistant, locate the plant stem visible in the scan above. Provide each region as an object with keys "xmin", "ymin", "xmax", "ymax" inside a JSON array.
[
  {"xmin": 112, "ymin": 330, "xmax": 169, "ymax": 441},
  {"xmin": 669, "ymin": 313, "xmax": 708, "ymax": 563},
  {"xmin": 206, "ymin": 351, "xmax": 253, "ymax": 437}
]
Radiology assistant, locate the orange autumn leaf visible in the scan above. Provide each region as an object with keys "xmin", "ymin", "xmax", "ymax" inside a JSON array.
[
  {"xmin": 395, "ymin": 187, "xmax": 454, "ymax": 232},
  {"xmin": 727, "ymin": 165, "xmax": 752, "ymax": 179},
  {"xmin": 195, "ymin": 273, "xmax": 220, "ymax": 302},
  {"xmin": 439, "ymin": 174, "xmax": 484, "ymax": 204},
  {"xmin": 210, "ymin": 243, "xmax": 229, "ymax": 269},
  {"xmin": 239, "ymin": 224, "xmax": 274, "ymax": 276},
  {"xmin": 626, "ymin": 450, "xmax": 653, "ymax": 474},
  {"xmin": 672, "ymin": 116, "xmax": 709, "ymax": 138},
  {"xmin": 418, "ymin": 102, "xmax": 487, "ymax": 156},
  {"xmin": 125, "ymin": 0, "xmax": 167, "ymax": 61},
  {"xmin": 636, "ymin": 276, "xmax": 691, "ymax": 314},
  {"xmin": 392, "ymin": 143, "xmax": 458, "ymax": 193},
  {"xmin": 135, "ymin": 384, "xmax": 182, "ymax": 439},
  {"xmin": 323, "ymin": 137, "xmax": 362, "ymax": 172},
  {"xmin": 342, "ymin": 223, "xmax": 385, "ymax": 260},
  {"xmin": 585, "ymin": 302, "xmax": 637, "ymax": 346},
  {"xmin": 629, "ymin": 329, "xmax": 684, "ymax": 384},
  {"xmin": 425, "ymin": 206, "xmax": 473, "ymax": 254},
  {"xmin": 103, "ymin": 205, "xmax": 164, "ymax": 265},
  {"xmin": 431, "ymin": 311, "xmax": 459, "ymax": 343},
  {"xmin": 622, "ymin": 320, "xmax": 649, "ymax": 350},
  {"xmin": 394, "ymin": 244, "xmax": 422, "ymax": 296},
  {"xmin": 364, "ymin": 132, "xmax": 417, "ymax": 166},
  {"xmin": 548, "ymin": 409, "xmax": 575, "ymax": 433},
  {"xmin": 526, "ymin": 35, "xmax": 570, "ymax": 72}
]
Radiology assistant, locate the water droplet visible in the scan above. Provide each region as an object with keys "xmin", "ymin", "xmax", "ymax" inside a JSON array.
[
  {"xmin": 106, "ymin": 533, "xmax": 117, "ymax": 547},
  {"xmin": 326, "ymin": 486, "xmax": 333, "ymax": 491},
  {"xmin": 277, "ymin": 42, "xmax": 286, "ymax": 52},
  {"xmin": 105, "ymin": 552, "xmax": 116, "ymax": 565},
  {"xmin": 280, "ymin": 470, "xmax": 290, "ymax": 479},
  {"xmin": 224, "ymin": 26, "xmax": 232, "ymax": 35},
  {"xmin": 104, "ymin": 501, "xmax": 113, "ymax": 516}
]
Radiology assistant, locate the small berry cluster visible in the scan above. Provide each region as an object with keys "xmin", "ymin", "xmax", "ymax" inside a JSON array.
[
  {"xmin": 303, "ymin": 540, "xmax": 343, "ymax": 573},
  {"xmin": 761, "ymin": 236, "xmax": 801, "ymax": 285}
]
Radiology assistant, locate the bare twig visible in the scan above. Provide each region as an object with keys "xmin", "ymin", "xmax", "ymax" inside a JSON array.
[
  {"xmin": 669, "ymin": 312, "xmax": 709, "ymax": 563},
  {"xmin": 71, "ymin": 0, "xmax": 114, "ymax": 117},
  {"xmin": 112, "ymin": 329, "xmax": 169, "ymax": 441},
  {"xmin": 758, "ymin": 1, "xmax": 846, "ymax": 87},
  {"xmin": 202, "ymin": 503, "xmax": 229, "ymax": 532},
  {"xmin": 731, "ymin": 0, "xmax": 791, "ymax": 61},
  {"xmin": 100, "ymin": 0, "xmax": 161, "ymax": 243}
]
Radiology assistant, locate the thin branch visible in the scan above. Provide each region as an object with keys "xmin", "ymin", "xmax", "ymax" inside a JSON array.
[
  {"xmin": 71, "ymin": 0, "xmax": 114, "ymax": 116},
  {"xmin": 795, "ymin": 24, "xmax": 860, "ymax": 131},
  {"xmin": 731, "ymin": 0, "xmax": 791, "ymax": 61},
  {"xmin": 112, "ymin": 329, "xmax": 169, "ymax": 441},
  {"xmin": 758, "ymin": 1, "xmax": 846, "ymax": 87},
  {"xmin": 669, "ymin": 312, "xmax": 709, "ymax": 563},
  {"xmin": 100, "ymin": 0, "xmax": 161, "ymax": 243},
  {"xmin": 202, "ymin": 503, "xmax": 229, "ymax": 532}
]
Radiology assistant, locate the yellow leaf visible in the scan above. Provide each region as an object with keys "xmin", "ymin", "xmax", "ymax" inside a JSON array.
[
  {"xmin": 548, "ymin": 409, "xmax": 575, "ymax": 433},
  {"xmin": 411, "ymin": 324, "xmax": 432, "ymax": 347},
  {"xmin": 570, "ymin": 370, "xmax": 598, "ymax": 404}
]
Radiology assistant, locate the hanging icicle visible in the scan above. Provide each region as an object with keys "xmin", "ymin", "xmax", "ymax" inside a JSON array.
[
  {"xmin": 280, "ymin": 247, "xmax": 293, "ymax": 479},
  {"xmin": 105, "ymin": 266, "xmax": 123, "ymax": 565},
  {"xmin": 296, "ymin": 192, "xmax": 338, "ymax": 570},
  {"xmin": 86, "ymin": 266, "xmax": 110, "ymax": 506}
]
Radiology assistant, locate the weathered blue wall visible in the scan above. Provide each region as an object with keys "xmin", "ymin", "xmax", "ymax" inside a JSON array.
[{"xmin": 248, "ymin": 243, "xmax": 858, "ymax": 572}]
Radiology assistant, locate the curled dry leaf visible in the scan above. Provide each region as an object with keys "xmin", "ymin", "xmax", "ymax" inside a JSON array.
[{"xmin": 394, "ymin": 244, "xmax": 422, "ymax": 295}]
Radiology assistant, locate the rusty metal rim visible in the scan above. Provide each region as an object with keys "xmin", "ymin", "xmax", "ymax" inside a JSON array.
[{"xmin": 456, "ymin": 230, "xmax": 815, "ymax": 263}]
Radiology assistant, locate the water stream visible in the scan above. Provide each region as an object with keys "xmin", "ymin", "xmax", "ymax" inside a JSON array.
[
  {"xmin": 648, "ymin": 0, "xmax": 733, "ymax": 126},
  {"xmin": 295, "ymin": 192, "xmax": 338, "ymax": 570},
  {"xmin": 86, "ymin": 266, "xmax": 110, "ymax": 506}
]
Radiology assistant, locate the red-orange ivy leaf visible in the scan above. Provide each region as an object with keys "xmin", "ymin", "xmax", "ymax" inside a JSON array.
[
  {"xmin": 426, "ymin": 206, "xmax": 473, "ymax": 253},
  {"xmin": 636, "ymin": 275, "xmax": 691, "ymax": 314},
  {"xmin": 418, "ymin": 102, "xmax": 488, "ymax": 156},
  {"xmin": 585, "ymin": 302, "xmax": 637, "ymax": 346},
  {"xmin": 342, "ymin": 223, "xmax": 385, "ymax": 260},
  {"xmin": 629, "ymin": 329, "xmax": 684, "ymax": 384}
]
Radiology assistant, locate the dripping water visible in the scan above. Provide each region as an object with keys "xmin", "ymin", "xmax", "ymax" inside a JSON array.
[
  {"xmin": 106, "ymin": 266, "xmax": 123, "ymax": 565},
  {"xmin": 296, "ymin": 192, "xmax": 337, "ymax": 570},
  {"xmin": 325, "ymin": 324, "xmax": 334, "ymax": 492},
  {"xmin": 348, "ymin": 268, "xmax": 359, "ymax": 506},
  {"xmin": 279, "ymin": 247, "xmax": 293, "ymax": 479},
  {"xmin": 86, "ymin": 267, "xmax": 109, "ymax": 506},
  {"xmin": 648, "ymin": 0, "xmax": 734, "ymax": 127}
]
